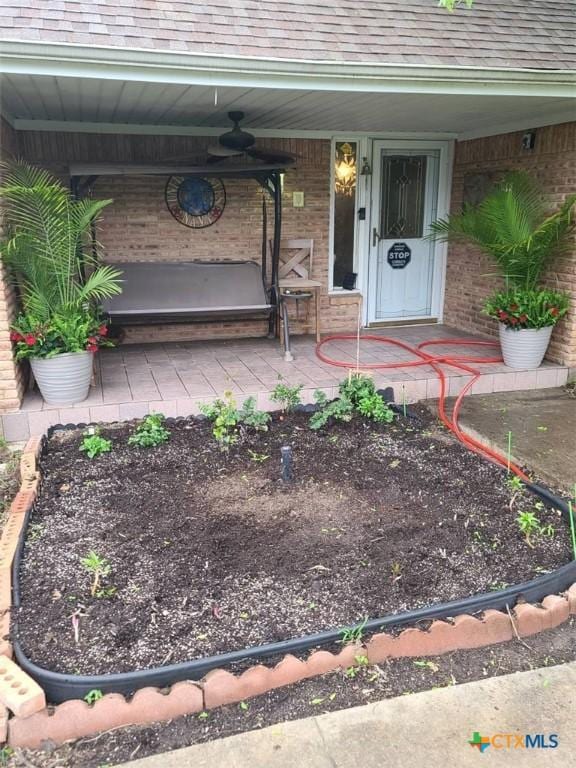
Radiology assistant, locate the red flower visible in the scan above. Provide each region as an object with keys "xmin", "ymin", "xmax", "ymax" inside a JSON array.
[
  {"xmin": 509, "ymin": 316, "xmax": 518, "ymax": 325},
  {"xmin": 509, "ymin": 303, "xmax": 519, "ymax": 312},
  {"xmin": 87, "ymin": 336, "xmax": 98, "ymax": 345},
  {"xmin": 9, "ymin": 331, "xmax": 23, "ymax": 343},
  {"xmin": 498, "ymin": 310, "xmax": 509, "ymax": 320},
  {"xmin": 86, "ymin": 344, "xmax": 98, "ymax": 353},
  {"xmin": 98, "ymin": 324, "xmax": 108, "ymax": 337},
  {"xmin": 24, "ymin": 334, "xmax": 37, "ymax": 346},
  {"xmin": 549, "ymin": 307, "xmax": 559, "ymax": 317},
  {"xmin": 519, "ymin": 314, "xmax": 528, "ymax": 324}
]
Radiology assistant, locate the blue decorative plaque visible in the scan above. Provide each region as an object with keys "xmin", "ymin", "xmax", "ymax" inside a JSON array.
[{"xmin": 387, "ymin": 242, "xmax": 411, "ymax": 269}]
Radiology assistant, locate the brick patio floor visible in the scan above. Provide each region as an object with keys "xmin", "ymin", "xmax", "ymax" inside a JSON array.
[{"xmin": 1, "ymin": 325, "xmax": 569, "ymax": 441}]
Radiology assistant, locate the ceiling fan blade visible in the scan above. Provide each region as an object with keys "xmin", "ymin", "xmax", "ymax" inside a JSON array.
[
  {"xmin": 207, "ymin": 143, "xmax": 244, "ymax": 158},
  {"xmin": 245, "ymin": 147, "xmax": 298, "ymax": 164}
]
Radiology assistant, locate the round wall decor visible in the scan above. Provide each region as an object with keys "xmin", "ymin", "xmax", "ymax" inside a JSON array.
[{"xmin": 165, "ymin": 175, "xmax": 226, "ymax": 228}]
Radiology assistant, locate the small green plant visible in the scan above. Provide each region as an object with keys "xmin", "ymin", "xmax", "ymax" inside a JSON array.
[
  {"xmin": 84, "ymin": 689, "xmax": 104, "ymax": 705},
  {"xmin": 202, "ymin": 393, "xmax": 272, "ymax": 448},
  {"xmin": 200, "ymin": 390, "xmax": 239, "ymax": 448},
  {"xmin": 339, "ymin": 616, "xmax": 368, "ymax": 645},
  {"xmin": 356, "ymin": 391, "xmax": 395, "ymax": 423},
  {"xmin": 310, "ymin": 374, "xmax": 394, "ymax": 430},
  {"xmin": 0, "ymin": 747, "xmax": 13, "ymax": 766},
  {"xmin": 128, "ymin": 413, "xmax": 170, "ymax": 448},
  {"xmin": 239, "ymin": 396, "xmax": 270, "ymax": 431},
  {"xmin": 413, "ymin": 659, "xmax": 439, "ymax": 673},
  {"xmin": 271, "ymin": 380, "xmax": 303, "ymax": 413},
  {"xmin": 516, "ymin": 511, "xmax": 542, "ymax": 548},
  {"xmin": 80, "ymin": 551, "xmax": 111, "ymax": 597},
  {"xmin": 390, "ymin": 561, "xmax": 402, "ymax": 583},
  {"xmin": 80, "ymin": 429, "xmax": 112, "ymax": 459},
  {"xmin": 309, "ymin": 391, "xmax": 354, "ymax": 430},
  {"xmin": 247, "ymin": 449, "xmax": 270, "ymax": 463}
]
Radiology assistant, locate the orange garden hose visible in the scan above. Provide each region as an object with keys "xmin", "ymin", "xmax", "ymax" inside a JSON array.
[{"xmin": 316, "ymin": 334, "xmax": 530, "ymax": 483}]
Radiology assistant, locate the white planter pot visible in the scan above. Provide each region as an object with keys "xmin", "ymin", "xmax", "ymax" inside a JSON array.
[
  {"xmin": 498, "ymin": 324, "xmax": 553, "ymax": 370},
  {"xmin": 30, "ymin": 351, "xmax": 93, "ymax": 406}
]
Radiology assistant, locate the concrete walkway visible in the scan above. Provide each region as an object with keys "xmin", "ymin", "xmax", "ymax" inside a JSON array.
[
  {"xmin": 453, "ymin": 387, "xmax": 576, "ymax": 492},
  {"xmin": 124, "ymin": 662, "xmax": 576, "ymax": 767}
]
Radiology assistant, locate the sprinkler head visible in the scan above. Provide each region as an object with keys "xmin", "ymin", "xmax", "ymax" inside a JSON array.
[{"xmin": 280, "ymin": 446, "xmax": 294, "ymax": 483}]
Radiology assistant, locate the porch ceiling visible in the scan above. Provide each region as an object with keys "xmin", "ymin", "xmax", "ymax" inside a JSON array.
[{"xmin": 2, "ymin": 73, "xmax": 575, "ymax": 139}]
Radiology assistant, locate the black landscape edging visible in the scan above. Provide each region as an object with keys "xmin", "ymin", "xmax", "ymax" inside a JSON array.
[{"xmin": 12, "ymin": 470, "xmax": 576, "ymax": 704}]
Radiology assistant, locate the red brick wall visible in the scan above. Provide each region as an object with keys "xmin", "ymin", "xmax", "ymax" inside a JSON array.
[
  {"xmin": 0, "ymin": 118, "xmax": 26, "ymax": 414},
  {"xmin": 18, "ymin": 131, "xmax": 361, "ymax": 343},
  {"xmin": 445, "ymin": 122, "xmax": 576, "ymax": 368}
]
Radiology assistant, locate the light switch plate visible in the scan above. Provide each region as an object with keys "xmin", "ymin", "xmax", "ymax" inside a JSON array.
[{"xmin": 292, "ymin": 191, "xmax": 304, "ymax": 208}]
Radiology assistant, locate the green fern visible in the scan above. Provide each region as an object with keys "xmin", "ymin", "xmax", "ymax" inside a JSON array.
[
  {"xmin": 429, "ymin": 171, "xmax": 576, "ymax": 290},
  {"xmin": 0, "ymin": 160, "xmax": 122, "ymax": 321}
]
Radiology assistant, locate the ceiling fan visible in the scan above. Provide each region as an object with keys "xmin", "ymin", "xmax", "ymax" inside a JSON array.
[{"xmin": 207, "ymin": 111, "xmax": 297, "ymax": 166}]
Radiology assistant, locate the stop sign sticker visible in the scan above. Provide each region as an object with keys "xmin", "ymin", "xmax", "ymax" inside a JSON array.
[{"xmin": 387, "ymin": 242, "xmax": 411, "ymax": 269}]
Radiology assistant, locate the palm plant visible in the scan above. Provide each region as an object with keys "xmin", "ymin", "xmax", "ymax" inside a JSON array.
[
  {"xmin": 0, "ymin": 160, "xmax": 122, "ymax": 322},
  {"xmin": 429, "ymin": 171, "xmax": 576, "ymax": 290}
]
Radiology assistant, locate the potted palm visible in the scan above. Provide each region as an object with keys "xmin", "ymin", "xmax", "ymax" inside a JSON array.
[
  {"xmin": 430, "ymin": 171, "xmax": 575, "ymax": 369},
  {"xmin": 0, "ymin": 161, "xmax": 122, "ymax": 405}
]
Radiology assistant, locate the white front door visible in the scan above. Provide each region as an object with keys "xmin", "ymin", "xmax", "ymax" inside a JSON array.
[{"xmin": 367, "ymin": 144, "xmax": 441, "ymax": 322}]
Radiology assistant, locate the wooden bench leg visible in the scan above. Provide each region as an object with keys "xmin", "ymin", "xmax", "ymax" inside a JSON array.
[{"xmin": 315, "ymin": 287, "xmax": 321, "ymax": 343}]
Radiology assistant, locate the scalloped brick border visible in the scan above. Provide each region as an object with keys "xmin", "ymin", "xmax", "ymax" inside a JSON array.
[{"xmin": 2, "ymin": 436, "xmax": 576, "ymax": 749}]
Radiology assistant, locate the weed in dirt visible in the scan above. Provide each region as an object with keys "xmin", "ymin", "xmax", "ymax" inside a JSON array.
[
  {"xmin": 80, "ymin": 429, "xmax": 112, "ymax": 459},
  {"xmin": 413, "ymin": 659, "xmax": 440, "ymax": 673},
  {"xmin": 0, "ymin": 747, "xmax": 13, "ymax": 766},
  {"xmin": 128, "ymin": 414, "xmax": 170, "ymax": 448},
  {"xmin": 516, "ymin": 511, "xmax": 549, "ymax": 548},
  {"xmin": 270, "ymin": 380, "xmax": 303, "ymax": 413},
  {"xmin": 83, "ymin": 689, "xmax": 104, "ymax": 705},
  {"xmin": 247, "ymin": 449, "xmax": 270, "ymax": 463},
  {"xmin": 80, "ymin": 551, "xmax": 112, "ymax": 597},
  {"xmin": 340, "ymin": 616, "xmax": 368, "ymax": 645}
]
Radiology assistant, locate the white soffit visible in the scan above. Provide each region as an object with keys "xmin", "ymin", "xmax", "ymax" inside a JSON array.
[{"xmin": 1, "ymin": 73, "xmax": 575, "ymax": 139}]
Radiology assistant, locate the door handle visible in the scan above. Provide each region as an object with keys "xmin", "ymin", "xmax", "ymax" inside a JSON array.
[{"xmin": 372, "ymin": 227, "xmax": 382, "ymax": 248}]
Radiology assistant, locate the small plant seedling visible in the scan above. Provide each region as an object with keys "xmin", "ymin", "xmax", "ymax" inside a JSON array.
[
  {"xmin": 239, "ymin": 701, "xmax": 249, "ymax": 712},
  {"xmin": 271, "ymin": 379, "xmax": 303, "ymax": 413},
  {"xmin": 200, "ymin": 391, "xmax": 240, "ymax": 448},
  {"xmin": 239, "ymin": 396, "xmax": 271, "ymax": 432},
  {"xmin": 390, "ymin": 561, "xmax": 402, "ymax": 582},
  {"xmin": 413, "ymin": 659, "xmax": 439, "ymax": 673},
  {"xmin": 84, "ymin": 689, "xmax": 104, "ymax": 705},
  {"xmin": 198, "ymin": 711, "xmax": 210, "ymax": 720},
  {"xmin": 80, "ymin": 551, "xmax": 111, "ymax": 597},
  {"xmin": 516, "ymin": 511, "xmax": 541, "ymax": 547},
  {"xmin": 343, "ymin": 655, "xmax": 369, "ymax": 678},
  {"xmin": 247, "ymin": 449, "xmax": 270, "ymax": 463},
  {"xmin": 0, "ymin": 747, "xmax": 14, "ymax": 766},
  {"xmin": 80, "ymin": 429, "xmax": 112, "ymax": 459},
  {"xmin": 506, "ymin": 475, "xmax": 523, "ymax": 492},
  {"xmin": 128, "ymin": 413, "xmax": 171, "ymax": 448},
  {"xmin": 339, "ymin": 616, "xmax": 368, "ymax": 645}
]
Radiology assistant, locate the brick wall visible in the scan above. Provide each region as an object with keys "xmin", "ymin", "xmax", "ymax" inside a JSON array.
[
  {"xmin": 18, "ymin": 131, "xmax": 361, "ymax": 343},
  {"xmin": 0, "ymin": 119, "xmax": 26, "ymax": 415},
  {"xmin": 444, "ymin": 121, "xmax": 576, "ymax": 367}
]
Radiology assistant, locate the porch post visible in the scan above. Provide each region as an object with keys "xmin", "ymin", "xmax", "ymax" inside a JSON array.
[{"xmin": 0, "ymin": 119, "xmax": 25, "ymax": 419}]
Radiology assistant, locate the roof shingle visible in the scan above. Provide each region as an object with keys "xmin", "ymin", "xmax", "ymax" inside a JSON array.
[{"xmin": 1, "ymin": 0, "xmax": 575, "ymax": 70}]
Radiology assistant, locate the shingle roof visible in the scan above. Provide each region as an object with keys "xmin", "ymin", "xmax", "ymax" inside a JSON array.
[{"xmin": 1, "ymin": 0, "xmax": 575, "ymax": 70}]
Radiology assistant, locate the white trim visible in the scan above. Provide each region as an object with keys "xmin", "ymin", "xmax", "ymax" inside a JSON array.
[
  {"xmin": 11, "ymin": 118, "xmax": 459, "ymax": 141},
  {"xmin": 457, "ymin": 111, "xmax": 576, "ymax": 141},
  {"xmin": 1, "ymin": 41, "xmax": 575, "ymax": 98}
]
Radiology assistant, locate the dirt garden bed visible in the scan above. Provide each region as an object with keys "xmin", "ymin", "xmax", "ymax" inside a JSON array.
[{"xmin": 14, "ymin": 404, "xmax": 573, "ymax": 678}]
